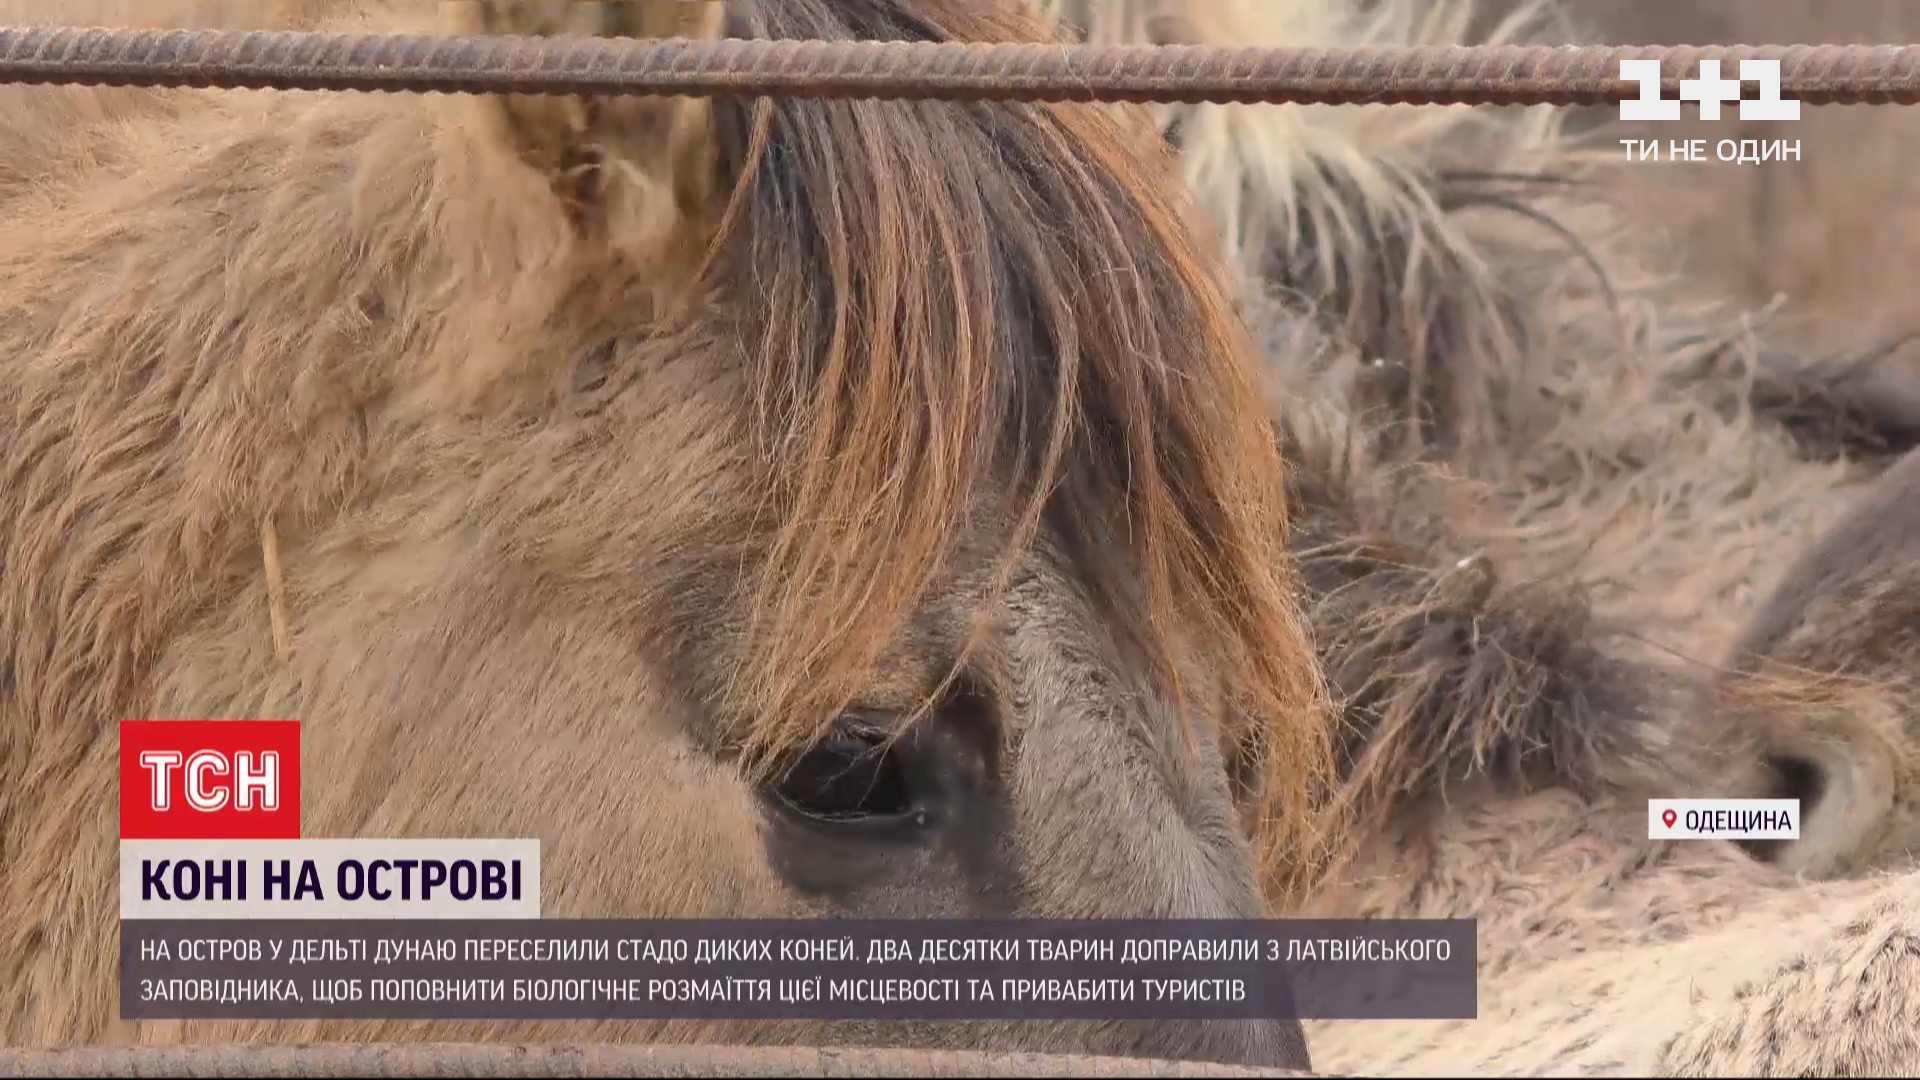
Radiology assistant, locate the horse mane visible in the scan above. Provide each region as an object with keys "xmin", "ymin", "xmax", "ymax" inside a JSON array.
[
  {"xmin": 699, "ymin": 0, "xmax": 1331, "ymax": 890},
  {"xmin": 1273, "ymin": 369, "xmax": 1886, "ymax": 875},
  {"xmin": 0, "ymin": 0, "xmax": 1335, "ymax": 895},
  {"xmin": 1270, "ymin": 399, "xmax": 1730, "ymax": 868},
  {"xmin": 1029, "ymin": 0, "xmax": 1679, "ymax": 867},
  {"xmin": 1038, "ymin": 0, "xmax": 1597, "ymax": 465}
]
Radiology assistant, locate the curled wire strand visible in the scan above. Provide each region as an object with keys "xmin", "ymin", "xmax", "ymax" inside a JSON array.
[{"xmin": 1, "ymin": 28, "xmax": 1919, "ymax": 104}]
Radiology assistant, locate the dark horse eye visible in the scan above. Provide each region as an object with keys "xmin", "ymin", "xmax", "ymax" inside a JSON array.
[{"xmin": 770, "ymin": 715, "xmax": 916, "ymax": 823}]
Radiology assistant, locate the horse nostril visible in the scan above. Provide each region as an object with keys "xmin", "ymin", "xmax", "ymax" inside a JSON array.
[
  {"xmin": 1767, "ymin": 753, "xmax": 1829, "ymax": 809},
  {"xmin": 1736, "ymin": 753, "xmax": 1827, "ymax": 863}
]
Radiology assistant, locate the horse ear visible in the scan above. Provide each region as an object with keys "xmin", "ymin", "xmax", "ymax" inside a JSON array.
[{"xmin": 442, "ymin": 0, "xmax": 728, "ymax": 260}]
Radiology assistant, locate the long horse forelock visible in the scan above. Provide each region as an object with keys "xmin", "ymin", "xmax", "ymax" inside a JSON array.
[{"xmin": 701, "ymin": 0, "xmax": 1333, "ymax": 886}]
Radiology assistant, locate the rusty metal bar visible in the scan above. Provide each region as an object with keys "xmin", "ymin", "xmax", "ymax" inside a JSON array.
[
  {"xmin": 0, "ymin": 1043, "xmax": 1320, "ymax": 1077},
  {"xmin": 0, "ymin": 29, "xmax": 1918, "ymax": 104}
]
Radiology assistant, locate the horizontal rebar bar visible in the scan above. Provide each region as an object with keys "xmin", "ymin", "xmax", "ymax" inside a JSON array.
[{"xmin": 1, "ymin": 29, "xmax": 1918, "ymax": 105}]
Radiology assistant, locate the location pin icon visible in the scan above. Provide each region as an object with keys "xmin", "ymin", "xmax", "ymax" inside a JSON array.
[{"xmin": 1661, "ymin": 808, "xmax": 1677, "ymax": 828}]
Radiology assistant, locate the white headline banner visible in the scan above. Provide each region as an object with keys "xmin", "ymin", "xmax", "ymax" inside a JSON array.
[{"xmin": 121, "ymin": 838, "xmax": 540, "ymax": 920}]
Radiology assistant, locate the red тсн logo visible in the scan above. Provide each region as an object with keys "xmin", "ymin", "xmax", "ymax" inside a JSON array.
[{"xmin": 118, "ymin": 720, "xmax": 301, "ymax": 840}]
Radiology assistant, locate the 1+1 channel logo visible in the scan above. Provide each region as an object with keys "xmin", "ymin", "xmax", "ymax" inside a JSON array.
[{"xmin": 1617, "ymin": 58, "xmax": 1802, "ymax": 165}]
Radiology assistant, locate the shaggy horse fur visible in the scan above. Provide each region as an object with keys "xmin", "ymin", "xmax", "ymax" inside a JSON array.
[
  {"xmin": 1062, "ymin": 0, "xmax": 1920, "ymax": 1073},
  {"xmin": 1039, "ymin": 0, "xmax": 1564, "ymax": 468},
  {"xmin": 1047, "ymin": 0, "xmax": 1920, "ymax": 479},
  {"xmin": 1053, "ymin": 0, "xmax": 1916, "ymax": 876},
  {"xmin": 1727, "ymin": 444, "xmax": 1920, "ymax": 872},
  {"xmin": 1103, "ymin": 0, "xmax": 1882, "ymax": 659},
  {"xmin": 0, "ymin": 0, "xmax": 1333, "ymax": 1068},
  {"xmin": 1272, "ymin": 390, "xmax": 1920, "ymax": 1072},
  {"xmin": 19, "ymin": 0, "xmax": 1920, "ymax": 1074},
  {"xmin": 1250, "ymin": 295, "xmax": 1920, "ymax": 1076}
]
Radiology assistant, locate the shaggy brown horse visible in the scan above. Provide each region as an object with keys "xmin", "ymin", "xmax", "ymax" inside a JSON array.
[
  {"xmin": 1160, "ymin": 0, "xmax": 1920, "ymax": 1070},
  {"xmin": 1257, "ymin": 311, "xmax": 1920, "ymax": 1074},
  {"xmin": 0, "ymin": 0, "xmax": 1331, "ymax": 1068},
  {"xmin": 1272, "ymin": 415, "xmax": 1920, "ymax": 1073},
  {"xmin": 1044, "ymin": 0, "xmax": 1920, "ymax": 477},
  {"xmin": 1039, "ymin": 0, "xmax": 1920, "ymax": 1072},
  {"xmin": 1725, "ymin": 443, "xmax": 1920, "ymax": 869},
  {"xmin": 1033, "ymin": 0, "xmax": 1902, "ymax": 879}
]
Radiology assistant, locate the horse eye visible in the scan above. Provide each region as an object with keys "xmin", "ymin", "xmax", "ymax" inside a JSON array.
[{"xmin": 769, "ymin": 715, "xmax": 916, "ymax": 823}]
